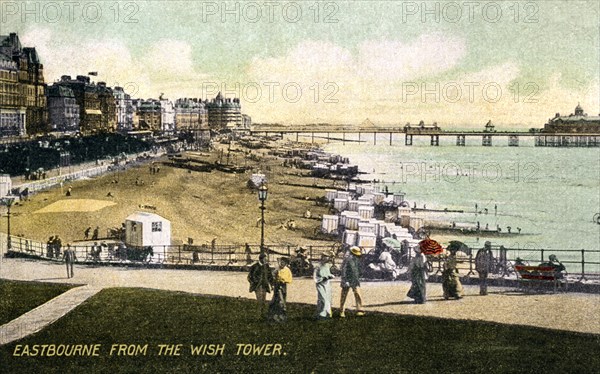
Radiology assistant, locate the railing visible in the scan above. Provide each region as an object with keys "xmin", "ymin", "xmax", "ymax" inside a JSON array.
[
  {"xmin": 3, "ymin": 235, "xmax": 599, "ymax": 282},
  {"xmin": 3, "ymin": 236, "xmax": 344, "ymax": 268},
  {"xmin": 11, "ymin": 151, "xmax": 164, "ymax": 196}
]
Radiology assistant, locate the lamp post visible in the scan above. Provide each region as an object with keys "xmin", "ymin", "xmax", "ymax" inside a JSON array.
[
  {"xmin": 257, "ymin": 184, "xmax": 268, "ymax": 256},
  {"xmin": 1, "ymin": 196, "xmax": 15, "ymax": 250}
]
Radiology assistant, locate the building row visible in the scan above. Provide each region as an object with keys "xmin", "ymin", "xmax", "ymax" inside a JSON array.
[
  {"xmin": 47, "ymin": 78, "xmax": 251, "ymax": 136},
  {"xmin": 0, "ymin": 32, "xmax": 251, "ymax": 139}
]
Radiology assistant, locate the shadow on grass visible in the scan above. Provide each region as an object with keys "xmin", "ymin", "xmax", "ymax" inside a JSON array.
[
  {"xmin": 0, "ymin": 279, "xmax": 75, "ymax": 325},
  {"xmin": 1, "ymin": 287, "xmax": 598, "ymax": 373}
]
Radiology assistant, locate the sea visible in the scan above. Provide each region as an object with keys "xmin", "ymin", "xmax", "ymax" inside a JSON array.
[{"xmin": 295, "ymin": 134, "xmax": 600, "ymax": 274}]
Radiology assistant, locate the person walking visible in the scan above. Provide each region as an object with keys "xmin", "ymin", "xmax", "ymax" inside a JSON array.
[
  {"xmin": 84, "ymin": 227, "xmax": 91, "ymax": 240},
  {"xmin": 247, "ymin": 253, "xmax": 274, "ymax": 313},
  {"xmin": 339, "ymin": 246, "xmax": 364, "ymax": 317},
  {"xmin": 407, "ymin": 246, "xmax": 428, "ymax": 304},
  {"xmin": 475, "ymin": 241, "xmax": 495, "ymax": 295},
  {"xmin": 267, "ymin": 257, "xmax": 292, "ymax": 323},
  {"xmin": 442, "ymin": 248, "xmax": 463, "ymax": 300},
  {"xmin": 314, "ymin": 251, "xmax": 335, "ymax": 319},
  {"xmin": 63, "ymin": 244, "xmax": 77, "ymax": 278},
  {"xmin": 92, "ymin": 226, "xmax": 99, "ymax": 240}
]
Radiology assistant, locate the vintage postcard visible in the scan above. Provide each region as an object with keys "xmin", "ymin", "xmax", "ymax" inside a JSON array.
[{"xmin": 0, "ymin": 1, "xmax": 599, "ymax": 372}]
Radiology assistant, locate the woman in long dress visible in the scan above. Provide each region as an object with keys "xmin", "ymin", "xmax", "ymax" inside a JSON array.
[
  {"xmin": 268, "ymin": 257, "xmax": 292, "ymax": 322},
  {"xmin": 442, "ymin": 250, "xmax": 464, "ymax": 299},
  {"xmin": 407, "ymin": 247, "xmax": 428, "ymax": 304},
  {"xmin": 314, "ymin": 252, "xmax": 335, "ymax": 319}
]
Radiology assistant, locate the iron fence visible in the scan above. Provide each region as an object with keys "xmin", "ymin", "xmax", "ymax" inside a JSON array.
[{"xmin": 3, "ymin": 235, "xmax": 599, "ymax": 281}]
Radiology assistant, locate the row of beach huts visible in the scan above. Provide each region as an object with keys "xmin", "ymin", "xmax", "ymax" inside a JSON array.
[
  {"xmin": 320, "ymin": 184, "xmax": 424, "ymax": 251},
  {"xmin": 270, "ymin": 146, "xmax": 359, "ymax": 179}
]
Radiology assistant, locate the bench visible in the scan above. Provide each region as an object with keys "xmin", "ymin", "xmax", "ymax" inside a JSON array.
[{"xmin": 515, "ymin": 265, "xmax": 567, "ymax": 293}]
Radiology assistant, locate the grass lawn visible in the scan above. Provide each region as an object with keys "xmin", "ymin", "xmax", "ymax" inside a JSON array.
[
  {"xmin": 0, "ymin": 279, "xmax": 75, "ymax": 325},
  {"xmin": 1, "ymin": 288, "xmax": 599, "ymax": 373}
]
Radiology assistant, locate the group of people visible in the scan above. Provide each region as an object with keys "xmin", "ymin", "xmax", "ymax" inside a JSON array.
[
  {"xmin": 366, "ymin": 246, "xmax": 402, "ymax": 280},
  {"xmin": 46, "ymin": 235, "xmax": 63, "ymax": 258},
  {"xmin": 314, "ymin": 246, "xmax": 364, "ymax": 318},
  {"xmin": 408, "ymin": 241, "xmax": 495, "ymax": 302},
  {"xmin": 247, "ymin": 246, "xmax": 365, "ymax": 322},
  {"xmin": 89, "ymin": 242, "xmax": 108, "ymax": 262},
  {"xmin": 247, "ymin": 241, "xmax": 530, "ymax": 318},
  {"xmin": 84, "ymin": 226, "xmax": 100, "ymax": 240}
]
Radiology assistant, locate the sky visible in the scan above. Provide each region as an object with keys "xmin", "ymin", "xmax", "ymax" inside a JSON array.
[{"xmin": 2, "ymin": 0, "xmax": 599, "ymax": 127}]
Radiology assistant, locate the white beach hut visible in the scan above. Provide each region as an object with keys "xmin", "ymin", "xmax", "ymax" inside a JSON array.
[{"xmin": 125, "ymin": 211, "xmax": 171, "ymax": 247}]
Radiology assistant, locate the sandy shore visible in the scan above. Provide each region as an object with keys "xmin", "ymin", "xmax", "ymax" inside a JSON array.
[{"xmin": 5, "ymin": 141, "xmax": 337, "ymax": 247}]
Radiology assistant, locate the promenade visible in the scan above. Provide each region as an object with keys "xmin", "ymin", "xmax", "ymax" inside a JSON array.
[{"xmin": 1, "ymin": 256, "xmax": 599, "ymax": 340}]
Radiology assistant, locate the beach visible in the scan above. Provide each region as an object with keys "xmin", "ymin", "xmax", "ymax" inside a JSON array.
[{"xmin": 5, "ymin": 141, "xmax": 337, "ymax": 247}]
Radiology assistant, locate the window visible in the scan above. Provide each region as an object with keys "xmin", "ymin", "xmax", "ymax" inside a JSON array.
[{"xmin": 151, "ymin": 222, "xmax": 162, "ymax": 232}]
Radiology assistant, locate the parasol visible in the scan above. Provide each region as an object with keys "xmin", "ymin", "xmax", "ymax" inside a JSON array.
[
  {"xmin": 419, "ymin": 238, "xmax": 444, "ymax": 255},
  {"xmin": 382, "ymin": 237, "xmax": 402, "ymax": 251},
  {"xmin": 446, "ymin": 240, "xmax": 471, "ymax": 256}
]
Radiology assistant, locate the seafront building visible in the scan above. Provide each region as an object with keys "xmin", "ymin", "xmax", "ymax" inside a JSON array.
[
  {"xmin": 134, "ymin": 99, "xmax": 162, "ymax": 132},
  {"xmin": 536, "ymin": 104, "xmax": 600, "ymax": 147},
  {"xmin": 174, "ymin": 98, "xmax": 208, "ymax": 131},
  {"xmin": 96, "ymin": 82, "xmax": 117, "ymax": 133},
  {"xmin": 113, "ymin": 86, "xmax": 134, "ymax": 133},
  {"xmin": 206, "ymin": 92, "xmax": 243, "ymax": 130},
  {"xmin": 0, "ymin": 33, "xmax": 47, "ymax": 136},
  {"xmin": 131, "ymin": 96, "xmax": 176, "ymax": 134},
  {"xmin": 0, "ymin": 54, "xmax": 26, "ymax": 137},
  {"xmin": 543, "ymin": 104, "xmax": 600, "ymax": 133},
  {"xmin": 52, "ymin": 76, "xmax": 116, "ymax": 134},
  {"xmin": 47, "ymin": 85, "xmax": 80, "ymax": 132},
  {"xmin": 159, "ymin": 95, "xmax": 175, "ymax": 134},
  {"xmin": 174, "ymin": 98, "xmax": 210, "ymax": 145}
]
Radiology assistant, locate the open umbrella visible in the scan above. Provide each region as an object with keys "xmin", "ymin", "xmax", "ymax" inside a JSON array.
[
  {"xmin": 382, "ymin": 237, "xmax": 402, "ymax": 251},
  {"xmin": 446, "ymin": 240, "xmax": 471, "ymax": 256},
  {"xmin": 419, "ymin": 238, "xmax": 444, "ymax": 255}
]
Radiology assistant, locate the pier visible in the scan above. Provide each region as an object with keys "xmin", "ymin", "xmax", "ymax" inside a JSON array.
[{"xmin": 249, "ymin": 125, "xmax": 600, "ymax": 147}]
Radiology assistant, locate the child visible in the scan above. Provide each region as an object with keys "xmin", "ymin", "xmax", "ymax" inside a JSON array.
[{"xmin": 268, "ymin": 257, "xmax": 292, "ymax": 322}]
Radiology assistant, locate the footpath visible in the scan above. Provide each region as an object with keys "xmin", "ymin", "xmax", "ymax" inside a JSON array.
[
  {"xmin": 0, "ymin": 285, "xmax": 102, "ymax": 345},
  {"xmin": 0, "ymin": 257, "xmax": 599, "ymax": 345}
]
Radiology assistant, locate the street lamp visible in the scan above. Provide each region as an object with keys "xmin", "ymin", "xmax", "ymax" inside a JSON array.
[
  {"xmin": 257, "ymin": 184, "xmax": 268, "ymax": 256},
  {"xmin": 1, "ymin": 196, "xmax": 16, "ymax": 250}
]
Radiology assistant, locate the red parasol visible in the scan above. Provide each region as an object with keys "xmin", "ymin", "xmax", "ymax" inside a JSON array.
[{"xmin": 419, "ymin": 238, "xmax": 444, "ymax": 255}]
